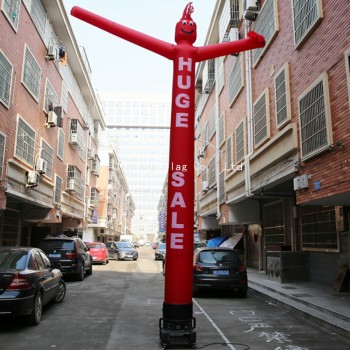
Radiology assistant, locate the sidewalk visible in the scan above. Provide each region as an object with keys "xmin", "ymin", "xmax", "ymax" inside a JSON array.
[{"xmin": 247, "ymin": 268, "xmax": 350, "ymax": 340}]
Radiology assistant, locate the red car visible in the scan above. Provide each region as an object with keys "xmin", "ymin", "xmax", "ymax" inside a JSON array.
[{"xmin": 86, "ymin": 242, "xmax": 109, "ymax": 265}]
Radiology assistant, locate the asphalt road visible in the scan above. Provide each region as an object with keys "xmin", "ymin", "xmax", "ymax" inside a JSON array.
[{"xmin": 1, "ymin": 247, "xmax": 350, "ymax": 350}]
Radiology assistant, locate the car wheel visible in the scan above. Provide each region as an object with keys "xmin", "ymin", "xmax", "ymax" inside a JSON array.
[
  {"xmin": 53, "ymin": 279, "xmax": 66, "ymax": 304},
  {"xmin": 106, "ymin": 259, "xmax": 109, "ymax": 264},
  {"xmin": 76, "ymin": 265, "xmax": 85, "ymax": 281},
  {"xmin": 86, "ymin": 262, "xmax": 93, "ymax": 276},
  {"xmin": 27, "ymin": 292, "xmax": 43, "ymax": 326}
]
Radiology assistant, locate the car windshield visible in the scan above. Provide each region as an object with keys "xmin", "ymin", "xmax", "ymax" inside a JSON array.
[
  {"xmin": 40, "ymin": 240, "xmax": 75, "ymax": 251},
  {"xmin": 157, "ymin": 243, "xmax": 166, "ymax": 250},
  {"xmin": 198, "ymin": 250, "xmax": 239, "ymax": 265},
  {"xmin": 0, "ymin": 250, "xmax": 28, "ymax": 270},
  {"xmin": 87, "ymin": 243, "xmax": 103, "ymax": 249},
  {"xmin": 116, "ymin": 242, "xmax": 133, "ymax": 248}
]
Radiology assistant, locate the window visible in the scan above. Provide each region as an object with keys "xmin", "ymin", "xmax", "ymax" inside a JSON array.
[
  {"xmin": 202, "ymin": 59, "xmax": 215, "ymax": 94},
  {"xmin": 218, "ymin": 113, "xmax": 225, "ymax": 147},
  {"xmin": 292, "ymin": 0, "xmax": 323, "ymax": 48},
  {"xmin": 226, "ymin": 134, "xmax": 233, "ymax": 172},
  {"xmin": 219, "ymin": 171, "xmax": 225, "ymax": 204},
  {"xmin": 0, "ymin": 133, "xmax": 5, "ymax": 178},
  {"xmin": 43, "ymin": 79, "xmax": 58, "ymax": 114},
  {"xmin": 264, "ymin": 200, "xmax": 286, "ymax": 245},
  {"xmin": 298, "ymin": 73, "xmax": 332, "ymax": 160},
  {"xmin": 57, "ymin": 129, "xmax": 64, "ymax": 160},
  {"xmin": 61, "ymin": 82, "xmax": 68, "ymax": 113},
  {"xmin": 15, "ymin": 117, "xmax": 35, "ymax": 165},
  {"xmin": 90, "ymin": 187, "xmax": 99, "ymax": 207},
  {"xmin": 67, "ymin": 165, "xmax": 84, "ymax": 200},
  {"xmin": 22, "ymin": 46, "xmax": 41, "ymax": 101},
  {"xmin": 25, "ymin": 0, "xmax": 47, "ymax": 38},
  {"xmin": 253, "ymin": 0, "xmax": 279, "ymax": 66},
  {"xmin": 228, "ymin": 55, "xmax": 243, "ymax": 106},
  {"xmin": 208, "ymin": 156, "xmax": 216, "ymax": 188},
  {"xmin": 54, "ymin": 175, "xmax": 63, "ymax": 204},
  {"xmin": 70, "ymin": 119, "xmax": 86, "ymax": 152},
  {"xmin": 235, "ymin": 120, "xmax": 245, "ymax": 163},
  {"xmin": 274, "ymin": 63, "xmax": 291, "ymax": 128},
  {"xmin": 208, "ymin": 105, "xmax": 216, "ymax": 140},
  {"xmin": 2, "ymin": 0, "xmax": 21, "ymax": 30},
  {"xmin": 202, "ymin": 122, "xmax": 209, "ymax": 150},
  {"xmin": 0, "ymin": 50, "xmax": 13, "ymax": 107},
  {"xmin": 301, "ymin": 205, "xmax": 339, "ymax": 252},
  {"xmin": 253, "ymin": 89, "xmax": 270, "ymax": 147},
  {"xmin": 40, "ymin": 140, "xmax": 53, "ymax": 178},
  {"xmin": 217, "ymin": 57, "xmax": 225, "ymax": 94},
  {"xmin": 219, "ymin": 0, "xmax": 240, "ymax": 42}
]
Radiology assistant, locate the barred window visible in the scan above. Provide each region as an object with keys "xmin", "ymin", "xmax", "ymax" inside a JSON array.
[
  {"xmin": 219, "ymin": 0, "xmax": 240, "ymax": 42},
  {"xmin": 28, "ymin": 0, "xmax": 47, "ymax": 38},
  {"xmin": 15, "ymin": 117, "xmax": 35, "ymax": 165},
  {"xmin": 301, "ymin": 205, "xmax": 339, "ymax": 251},
  {"xmin": 44, "ymin": 79, "xmax": 58, "ymax": 114},
  {"xmin": 90, "ymin": 188, "xmax": 99, "ymax": 207},
  {"xmin": 2, "ymin": 0, "xmax": 21, "ymax": 30},
  {"xmin": 274, "ymin": 63, "xmax": 291, "ymax": 128},
  {"xmin": 0, "ymin": 50, "xmax": 13, "ymax": 107},
  {"xmin": 226, "ymin": 135, "xmax": 233, "ymax": 172},
  {"xmin": 299, "ymin": 74, "xmax": 332, "ymax": 160},
  {"xmin": 217, "ymin": 57, "xmax": 225, "ymax": 94},
  {"xmin": 54, "ymin": 175, "xmax": 63, "ymax": 205},
  {"xmin": 235, "ymin": 120, "xmax": 245, "ymax": 163},
  {"xmin": 218, "ymin": 114, "xmax": 225, "ymax": 147},
  {"xmin": 202, "ymin": 122, "xmax": 209, "ymax": 150},
  {"xmin": 208, "ymin": 156, "xmax": 216, "ymax": 188},
  {"xmin": 228, "ymin": 55, "xmax": 243, "ymax": 105},
  {"xmin": 67, "ymin": 165, "xmax": 84, "ymax": 200},
  {"xmin": 292, "ymin": 0, "xmax": 323, "ymax": 48},
  {"xmin": 219, "ymin": 171, "xmax": 225, "ymax": 204},
  {"xmin": 253, "ymin": 89, "xmax": 270, "ymax": 147},
  {"xmin": 253, "ymin": 0, "xmax": 278, "ymax": 66},
  {"xmin": 208, "ymin": 105, "xmax": 216, "ymax": 140},
  {"xmin": 22, "ymin": 46, "xmax": 41, "ymax": 101},
  {"xmin": 61, "ymin": 82, "xmax": 69, "ymax": 112},
  {"xmin": 264, "ymin": 200, "xmax": 285, "ymax": 245},
  {"xmin": 40, "ymin": 140, "xmax": 53, "ymax": 178},
  {"xmin": 58, "ymin": 129, "xmax": 64, "ymax": 160},
  {"xmin": 202, "ymin": 59, "xmax": 215, "ymax": 94},
  {"xmin": 0, "ymin": 133, "xmax": 5, "ymax": 178}
]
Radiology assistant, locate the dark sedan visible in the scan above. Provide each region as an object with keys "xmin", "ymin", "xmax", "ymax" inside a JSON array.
[
  {"xmin": 0, "ymin": 247, "xmax": 66, "ymax": 325},
  {"xmin": 193, "ymin": 247, "xmax": 248, "ymax": 297},
  {"xmin": 107, "ymin": 242, "xmax": 138, "ymax": 261}
]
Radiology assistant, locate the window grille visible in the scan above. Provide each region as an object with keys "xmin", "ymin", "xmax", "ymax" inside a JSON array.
[
  {"xmin": 228, "ymin": 56, "xmax": 243, "ymax": 105},
  {"xmin": 0, "ymin": 209, "xmax": 20, "ymax": 246},
  {"xmin": 202, "ymin": 59, "xmax": 215, "ymax": 94},
  {"xmin": 0, "ymin": 133, "xmax": 5, "ymax": 178},
  {"xmin": 301, "ymin": 205, "xmax": 339, "ymax": 251},
  {"xmin": 253, "ymin": 0, "xmax": 278, "ymax": 66},
  {"xmin": 57, "ymin": 129, "xmax": 64, "ymax": 160},
  {"xmin": 217, "ymin": 57, "xmax": 225, "ymax": 94},
  {"xmin": 253, "ymin": 89, "xmax": 269, "ymax": 147},
  {"xmin": 208, "ymin": 105, "xmax": 216, "ymax": 140},
  {"xmin": 15, "ymin": 117, "xmax": 35, "ymax": 165},
  {"xmin": 40, "ymin": 140, "xmax": 53, "ymax": 178},
  {"xmin": 219, "ymin": 0, "xmax": 240, "ymax": 42},
  {"xmin": 274, "ymin": 64, "xmax": 291, "ymax": 127},
  {"xmin": 44, "ymin": 79, "xmax": 58, "ymax": 113},
  {"xmin": 92, "ymin": 155, "xmax": 100, "ymax": 176},
  {"xmin": 70, "ymin": 119, "xmax": 85, "ymax": 152},
  {"xmin": 218, "ymin": 114, "xmax": 225, "ymax": 147},
  {"xmin": 226, "ymin": 135, "xmax": 233, "ymax": 171},
  {"xmin": 67, "ymin": 165, "xmax": 84, "ymax": 199},
  {"xmin": 202, "ymin": 167, "xmax": 207, "ymax": 183},
  {"xmin": 208, "ymin": 156, "xmax": 216, "ymax": 188},
  {"xmin": 299, "ymin": 75, "xmax": 331, "ymax": 159},
  {"xmin": 54, "ymin": 175, "xmax": 62, "ymax": 204},
  {"xmin": 219, "ymin": 171, "xmax": 225, "ymax": 204},
  {"xmin": 29, "ymin": 0, "xmax": 47, "ymax": 39},
  {"xmin": 2, "ymin": 0, "xmax": 20, "ymax": 30},
  {"xmin": 22, "ymin": 46, "xmax": 41, "ymax": 101},
  {"xmin": 90, "ymin": 187, "xmax": 99, "ymax": 207},
  {"xmin": 292, "ymin": 0, "xmax": 322, "ymax": 47},
  {"xmin": 202, "ymin": 123, "xmax": 209, "ymax": 150},
  {"xmin": 235, "ymin": 121, "xmax": 245, "ymax": 163},
  {"xmin": 0, "ymin": 50, "xmax": 13, "ymax": 107}
]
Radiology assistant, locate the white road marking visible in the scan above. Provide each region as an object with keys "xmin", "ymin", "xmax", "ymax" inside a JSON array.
[{"xmin": 193, "ymin": 298, "xmax": 237, "ymax": 350}]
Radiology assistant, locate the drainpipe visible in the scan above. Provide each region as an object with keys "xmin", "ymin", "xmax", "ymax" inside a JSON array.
[
  {"xmin": 244, "ymin": 22, "xmax": 253, "ymax": 198},
  {"xmin": 214, "ymin": 58, "xmax": 221, "ymax": 221}
]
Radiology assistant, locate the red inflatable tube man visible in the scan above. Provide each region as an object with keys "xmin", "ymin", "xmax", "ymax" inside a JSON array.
[{"xmin": 71, "ymin": 3, "xmax": 265, "ymax": 347}]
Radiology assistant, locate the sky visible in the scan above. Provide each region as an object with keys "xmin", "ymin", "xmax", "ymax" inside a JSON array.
[{"xmin": 63, "ymin": 1, "xmax": 216, "ymax": 94}]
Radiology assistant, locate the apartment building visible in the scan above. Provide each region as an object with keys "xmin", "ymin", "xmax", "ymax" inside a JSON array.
[
  {"xmin": 86, "ymin": 145, "xmax": 135, "ymax": 243},
  {"xmin": 195, "ymin": 0, "xmax": 350, "ymax": 287},
  {"xmin": 0, "ymin": 0, "xmax": 106, "ymax": 246}
]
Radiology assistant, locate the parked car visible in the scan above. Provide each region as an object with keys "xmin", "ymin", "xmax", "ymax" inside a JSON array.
[
  {"xmin": 39, "ymin": 235, "xmax": 92, "ymax": 281},
  {"xmin": 106, "ymin": 241, "xmax": 138, "ymax": 260},
  {"xmin": 152, "ymin": 242, "xmax": 159, "ymax": 249},
  {"xmin": 86, "ymin": 242, "xmax": 109, "ymax": 265},
  {"xmin": 192, "ymin": 247, "xmax": 248, "ymax": 297},
  {"xmin": 155, "ymin": 243, "xmax": 166, "ymax": 260},
  {"xmin": 0, "ymin": 247, "xmax": 66, "ymax": 325}
]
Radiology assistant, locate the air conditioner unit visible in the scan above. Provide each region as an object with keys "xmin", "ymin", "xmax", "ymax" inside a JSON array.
[
  {"xmin": 87, "ymin": 148, "xmax": 95, "ymax": 160},
  {"xmin": 46, "ymin": 45, "xmax": 57, "ymax": 61},
  {"xmin": 202, "ymin": 180, "xmax": 209, "ymax": 193},
  {"xmin": 27, "ymin": 171, "xmax": 40, "ymax": 188},
  {"xmin": 46, "ymin": 111, "xmax": 58, "ymax": 127},
  {"xmin": 67, "ymin": 178, "xmax": 75, "ymax": 192},
  {"xmin": 243, "ymin": 0, "xmax": 260, "ymax": 21},
  {"xmin": 35, "ymin": 158, "xmax": 47, "ymax": 175},
  {"xmin": 70, "ymin": 133, "xmax": 78, "ymax": 145}
]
